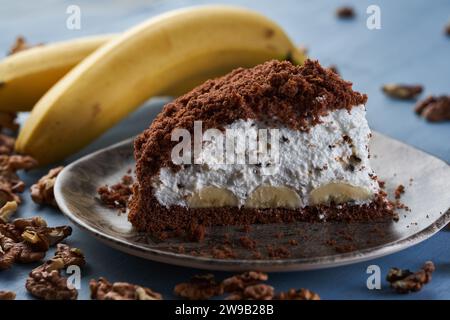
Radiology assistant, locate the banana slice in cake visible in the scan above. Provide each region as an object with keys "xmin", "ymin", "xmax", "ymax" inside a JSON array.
[{"xmin": 245, "ymin": 185, "xmax": 302, "ymax": 209}]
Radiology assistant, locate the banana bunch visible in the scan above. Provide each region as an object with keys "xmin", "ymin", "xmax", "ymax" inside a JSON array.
[{"xmin": 0, "ymin": 5, "xmax": 306, "ymax": 165}]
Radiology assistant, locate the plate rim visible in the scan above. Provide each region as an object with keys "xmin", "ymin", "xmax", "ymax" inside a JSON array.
[{"xmin": 54, "ymin": 133, "xmax": 450, "ymax": 272}]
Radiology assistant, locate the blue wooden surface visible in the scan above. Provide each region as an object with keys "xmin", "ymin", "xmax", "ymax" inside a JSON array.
[{"xmin": 1, "ymin": 0, "xmax": 449, "ymax": 300}]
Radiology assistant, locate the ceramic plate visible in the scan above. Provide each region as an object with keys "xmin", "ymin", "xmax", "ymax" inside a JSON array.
[{"xmin": 54, "ymin": 132, "xmax": 450, "ymax": 272}]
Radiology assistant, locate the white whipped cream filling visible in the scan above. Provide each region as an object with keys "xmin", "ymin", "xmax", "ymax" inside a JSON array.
[{"xmin": 152, "ymin": 105, "xmax": 379, "ymax": 208}]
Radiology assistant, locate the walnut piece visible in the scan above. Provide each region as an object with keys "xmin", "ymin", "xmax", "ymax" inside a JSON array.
[
  {"xmin": 174, "ymin": 274, "xmax": 223, "ymax": 300},
  {"xmin": 26, "ymin": 244, "xmax": 85, "ymax": 300},
  {"xmin": 30, "ymin": 166, "xmax": 64, "ymax": 207},
  {"xmin": 0, "ymin": 113, "xmax": 19, "ymax": 133},
  {"xmin": 0, "ymin": 290, "xmax": 16, "ymax": 300},
  {"xmin": 415, "ymin": 95, "xmax": 450, "ymax": 122},
  {"xmin": 387, "ymin": 261, "xmax": 435, "ymax": 293},
  {"xmin": 22, "ymin": 225, "xmax": 72, "ymax": 251},
  {"xmin": 226, "ymin": 284, "xmax": 274, "ymax": 300},
  {"xmin": 275, "ymin": 288, "xmax": 320, "ymax": 300},
  {"xmin": 222, "ymin": 271, "xmax": 268, "ymax": 292},
  {"xmin": 90, "ymin": 277, "xmax": 162, "ymax": 300},
  {"xmin": 0, "ymin": 217, "xmax": 71, "ymax": 270},
  {"xmin": 382, "ymin": 84, "xmax": 423, "ymax": 100},
  {"xmin": 54, "ymin": 244, "xmax": 86, "ymax": 267},
  {"xmin": 8, "ymin": 36, "xmax": 42, "ymax": 55}
]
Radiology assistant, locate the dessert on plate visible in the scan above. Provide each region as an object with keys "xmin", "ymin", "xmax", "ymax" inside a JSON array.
[{"xmin": 129, "ymin": 59, "xmax": 394, "ymax": 237}]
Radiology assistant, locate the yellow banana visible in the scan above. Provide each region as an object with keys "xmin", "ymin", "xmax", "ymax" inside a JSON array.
[
  {"xmin": 0, "ymin": 34, "xmax": 114, "ymax": 111},
  {"xmin": 16, "ymin": 5, "xmax": 306, "ymax": 165}
]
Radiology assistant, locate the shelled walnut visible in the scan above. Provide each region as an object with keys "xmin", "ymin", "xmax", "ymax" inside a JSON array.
[
  {"xmin": 90, "ymin": 277, "xmax": 162, "ymax": 300},
  {"xmin": 26, "ymin": 244, "xmax": 85, "ymax": 300}
]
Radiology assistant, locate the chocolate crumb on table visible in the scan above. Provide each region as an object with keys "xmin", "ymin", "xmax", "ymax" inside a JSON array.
[
  {"xmin": 90, "ymin": 277, "xmax": 162, "ymax": 300},
  {"xmin": 386, "ymin": 261, "xmax": 435, "ymax": 294},
  {"xmin": 415, "ymin": 95, "xmax": 450, "ymax": 122},
  {"xmin": 382, "ymin": 84, "xmax": 423, "ymax": 100},
  {"xmin": 97, "ymin": 174, "xmax": 134, "ymax": 213},
  {"xmin": 336, "ymin": 6, "xmax": 355, "ymax": 19}
]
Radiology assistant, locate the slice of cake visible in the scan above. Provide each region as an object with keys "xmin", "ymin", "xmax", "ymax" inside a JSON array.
[{"xmin": 129, "ymin": 60, "xmax": 394, "ymax": 237}]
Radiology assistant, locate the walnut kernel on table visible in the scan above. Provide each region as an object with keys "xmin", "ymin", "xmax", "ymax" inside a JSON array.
[
  {"xmin": 26, "ymin": 244, "xmax": 85, "ymax": 300},
  {"xmin": 30, "ymin": 166, "xmax": 64, "ymax": 207},
  {"xmin": 0, "ymin": 112, "xmax": 19, "ymax": 133},
  {"xmin": 97, "ymin": 174, "xmax": 134, "ymax": 213},
  {"xmin": 0, "ymin": 200, "xmax": 18, "ymax": 223},
  {"xmin": 7, "ymin": 36, "xmax": 42, "ymax": 55},
  {"xmin": 90, "ymin": 277, "xmax": 162, "ymax": 300},
  {"xmin": 226, "ymin": 284, "xmax": 275, "ymax": 300},
  {"xmin": 336, "ymin": 6, "xmax": 355, "ymax": 19},
  {"xmin": 0, "ymin": 154, "xmax": 38, "ymax": 205},
  {"xmin": 382, "ymin": 84, "xmax": 423, "ymax": 100},
  {"xmin": 222, "ymin": 271, "xmax": 268, "ymax": 292}
]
